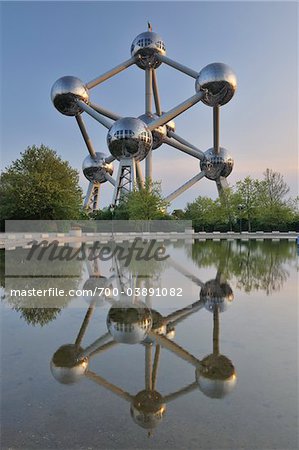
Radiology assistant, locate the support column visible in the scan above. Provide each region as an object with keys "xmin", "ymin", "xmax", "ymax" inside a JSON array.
[
  {"xmin": 145, "ymin": 68, "xmax": 153, "ymax": 183},
  {"xmin": 112, "ymin": 158, "xmax": 136, "ymax": 205},
  {"xmin": 84, "ymin": 182, "xmax": 101, "ymax": 211}
]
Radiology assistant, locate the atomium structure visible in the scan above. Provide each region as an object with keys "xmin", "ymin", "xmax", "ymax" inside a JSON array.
[{"xmin": 51, "ymin": 24, "xmax": 237, "ymax": 211}]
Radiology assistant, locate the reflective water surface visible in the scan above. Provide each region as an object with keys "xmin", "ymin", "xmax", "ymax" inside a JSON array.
[{"xmin": 1, "ymin": 240, "xmax": 298, "ymax": 449}]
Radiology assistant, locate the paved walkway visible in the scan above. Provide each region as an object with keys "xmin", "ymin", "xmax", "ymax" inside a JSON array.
[{"xmin": 0, "ymin": 231, "xmax": 298, "ymax": 249}]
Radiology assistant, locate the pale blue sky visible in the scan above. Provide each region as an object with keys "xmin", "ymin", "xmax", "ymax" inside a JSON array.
[{"xmin": 1, "ymin": 1, "xmax": 297, "ymax": 209}]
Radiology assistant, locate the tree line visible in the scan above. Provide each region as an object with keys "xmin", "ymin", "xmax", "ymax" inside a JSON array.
[{"xmin": 0, "ymin": 145, "xmax": 298, "ymax": 231}]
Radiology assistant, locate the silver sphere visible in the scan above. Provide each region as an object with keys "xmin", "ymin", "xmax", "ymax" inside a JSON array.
[
  {"xmin": 51, "ymin": 76, "xmax": 89, "ymax": 116},
  {"xmin": 107, "ymin": 300, "xmax": 152, "ymax": 344},
  {"xmin": 139, "ymin": 113, "xmax": 166, "ymax": 149},
  {"xmin": 196, "ymin": 354, "xmax": 237, "ymax": 398},
  {"xmin": 83, "ymin": 275, "xmax": 110, "ymax": 306},
  {"xmin": 82, "ymin": 152, "xmax": 113, "ymax": 183},
  {"xmin": 131, "ymin": 31, "xmax": 166, "ymax": 69},
  {"xmin": 195, "ymin": 63, "xmax": 237, "ymax": 107},
  {"xmin": 200, "ymin": 147, "xmax": 234, "ymax": 180},
  {"xmin": 130, "ymin": 390, "xmax": 166, "ymax": 429},
  {"xmin": 200, "ymin": 279, "xmax": 234, "ymax": 313},
  {"xmin": 50, "ymin": 344, "xmax": 88, "ymax": 384},
  {"xmin": 143, "ymin": 310, "xmax": 167, "ymax": 345},
  {"xmin": 107, "ymin": 117, "xmax": 153, "ymax": 161}
]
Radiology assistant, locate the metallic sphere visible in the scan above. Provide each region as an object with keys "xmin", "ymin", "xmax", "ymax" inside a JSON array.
[
  {"xmin": 131, "ymin": 31, "xmax": 166, "ymax": 69},
  {"xmin": 83, "ymin": 275, "xmax": 110, "ymax": 306},
  {"xmin": 196, "ymin": 354, "xmax": 237, "ymax": 398},
  {"xmin": 130, "ymin": 390, "xmax": 166, "ymax": 429},
  {"xmin": 143, "ymin": 310, "xmax": 167, "ymax": 344},
  {"xmin": 51, "ymin": 76, "xmax": 89, "ymax": 116},
  {"xmin": 107, "ymin": 300, "xmax": 152, "ymax": 344},
  {"xmin": 107, "ymin": 117, "xmax": 153, "ymax": 161},
  {"xmin": 50, "ymin": 344, "xmax": 88, "ymax": 384},
  {"xmin": 82, "ymin": 152, "xmax": 113, "ymax": 183},
  {"xmin": 139, "ymin": 113, "xmax": 166, "ymax": 149},
  {"xmin": 200, "ymin": 147, "xmax": 234, "ymax": 180},
  {"xmin": 195, "ymin": 63, "xmax": 237, "ymax": 106},
  {"xmin": 200, "ymin": 279, "xmax": 234, "ymax": 313}
]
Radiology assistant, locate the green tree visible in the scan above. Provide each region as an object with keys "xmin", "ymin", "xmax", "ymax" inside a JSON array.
[
  {"xmin": 254, "ymin": 169, "xmax": 294, "ymax": 230},
  {"xmin": 185, "ymin": 196, "xmax": 217, "ymax": 231},
  {"xmin": 217, "ymin": 187, "xmax": 239, "ymax": 231},
  {"xmin": 260, "ymin": 168, "xmax": 290, "ymax": 207},
  {"xmin": 0, "ymin": 145, "xmax": 83, "ymax": 224},
  {"xmin": 234, "ymin": 176, "xmax": 260, "ymax": 231},
  {"xmin": 123, "ymin": 179, "xmax": 169, "ymax": 220}
]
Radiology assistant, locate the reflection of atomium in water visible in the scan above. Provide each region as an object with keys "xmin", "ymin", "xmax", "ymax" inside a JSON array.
[
  {"xmin": 200, "ymin": 278, "xmax": 234, "ymax": 313},
  {"xmin": 130, "ymin": 390, "xmax": 166, "ymax": 429},
  {"xmin": 51, "ymin": 23, "xmax": 237, "ymax": 211},
  {"xmin": 50, "ymin": 344, "xmax": 88, "ymax": 384},
  {"xmin": 49, "ymin": 258, "xmax": 239, "ymax": 435},
  {"xmin": 107, "ymin": 300, "xmax": 153, "ymax": 344},
  {"xmin": 196, "ymin": 354, "xmax": 237, "ymax": 399}
]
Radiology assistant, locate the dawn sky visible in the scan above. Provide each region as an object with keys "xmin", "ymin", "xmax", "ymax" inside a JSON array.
[{"xmin": 1, "ymin": 1, "xmax": 297, "ymax": 209}]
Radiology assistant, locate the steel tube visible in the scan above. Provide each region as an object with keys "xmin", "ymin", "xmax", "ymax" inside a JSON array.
[
  {"xmin": 213, "ymin": 309, "xmax": 220, "ymax": 355},
  {"xmin": 164, "ymin": 382, "xmax": 197, "ymax": 403},
  {"xmin": 165, "ymin": 299, "xmax": 205, "ymax": 326},
  {"xmin": 86, "ymin": 57, "xmax": 136, "ymax": 89},
  {"xmin": 216, "ymin": 176, "xmax": 229, "ymax": 196},
  {"xmin": 76, "ymin": 101, "xmax": 113, "ymax": 129},
  {"xmin": 157, "ymin": 54, "xmax": 198, "ymax": 79},
  {"xmin": 85, "ymin": 370, "xmax": 132, "ymax": 402},
  {"xmin": 84, "ymin": 181, "xmax": 94, "ymax": 208},
  {"xmin": 163, "ymin": 136, "xmax": 204, "ymax": 161},
  {"xmin": 148, "ymin": 91, "xmax": 203, "ymax": 131},
  {"xmin": 135, "ymin": 160, "xmax": 144, "ymax": 188},
  {"xmin": 145, "ymin": 68, "xmax": 153, "ymax": 114},
  {"xmin": 152, "ymin": 345, "xmax": 161, "ymax": 391},
  {"xmin": 75, "ymin": 115, "xmax": 96, "ymax": 158},
  {"xmin": 213, "ymin": 106, "xmax": 220, "ymax": 154},
  {"xmin": 168, "ymin": 130, "xmax": 203, "ymax": 155},
  {"xmin": 75, "ymin": 304, "xmax": 96, "ymax": 347},
  {"xmin": 145, "ymin": 151, "xmax": 152, "ymax": 181},
  {"xmin": 152, "ymin": 70, "xmax": 162, "ymax": 116},
  {"xmin": 105, "ymin": 155, "xmax": 115, "ymax": 164},
  {"xmin": 104, "ymin": 172, "xmax": 116, "ymax": 186},
  {"xmin": 167, "ymin": 259, "xmax": 205, "ymax": 287},
  {"xmin": 89, "ymin": 340, "xmax": 119, "ymax": 358},
  {"xmin": 148, "ymin": 332, "xmax": 200, "ymax": 367},
  {"xmin": 78, "ymin": 332, "xmax": 111, "ymax": 359},
  {"xmin": 164, "ymin": 171, "xmax": 205, "ymax": 203},
  {"xmin": 89, "ymin": 102, "xmax": 121, "ymax": 121},
  {"xmin": 145, "ymin": 344, "xmax": 152, "ymax": 390}
]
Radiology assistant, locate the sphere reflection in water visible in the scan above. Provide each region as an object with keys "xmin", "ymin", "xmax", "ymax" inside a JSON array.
[
  {"xmin": 107, "ymin": 300, "xmax": 152, "ymax": 344},
  {"xmin": 130, "ymin": 390, "xmax": 166, "ymax": 429},
  {"xmin": 50, "ymin": 344, "xmax": 88, "ymax": 384},
  {"xmin": 200, "ymin": 279, "xmax": 234, "ymax": 313},
  {"xmin": 196, "ymin": 354, "xmax": 237, "ymax": 398},
  {"xmin": 83, "ymin": 275, "xmax": 110, "ymax": 306}
]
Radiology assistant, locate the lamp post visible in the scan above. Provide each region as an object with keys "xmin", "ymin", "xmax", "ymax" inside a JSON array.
[
  {"xmin": 110, "ymin": 204, "xmax": 115, "ymax": 240},
  {"xmin": 237, "ymin": 204, "xmax": 244, "ymax": 233}
]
